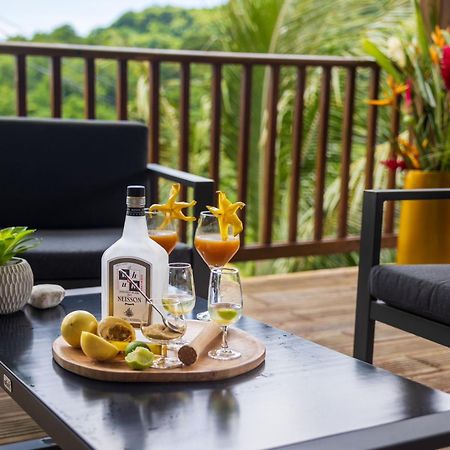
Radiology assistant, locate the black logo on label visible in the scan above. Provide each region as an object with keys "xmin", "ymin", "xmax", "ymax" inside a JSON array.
[
  {"xmin": 125, "ymin": 307, "xmax": 134, "ymax": 317},
  {"xmin": 129, "ymin": 280, "xmax": 141, "ymax": 291}
]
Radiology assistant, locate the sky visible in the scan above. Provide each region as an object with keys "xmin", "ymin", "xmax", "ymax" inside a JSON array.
[{"xmin": 0, "ymin": 0, "xmax": 224, "ymax": 38}]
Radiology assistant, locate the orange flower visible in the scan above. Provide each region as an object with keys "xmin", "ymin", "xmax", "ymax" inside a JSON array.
[
  {"xmin": 398, "ymin": 138, "xmax": 421, "ymax": 169},
  {"xmin": 367, "ymin": 76, "xmax": 407, "ymax": 106},
  {"xmin": 429, "ymin": 46, "xmax": 440, "ymax": 65},
  {"xmin": 432, "ymin": 26, "xmax": 446, "ymax": 49}
]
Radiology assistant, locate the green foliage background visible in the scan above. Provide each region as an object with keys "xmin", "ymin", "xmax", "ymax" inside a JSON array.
[{"xmin": 0, "ymin": 1, "xmax": 414, "ymax": 274}]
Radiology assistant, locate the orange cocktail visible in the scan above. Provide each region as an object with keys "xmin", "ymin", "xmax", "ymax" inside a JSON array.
[
  {"xmin": 146, "ymin": 210, "xmax": 178, "ymax": 255},
  {"xmin": 149, "ymin": 230, "xmax": 177, "ymax": 254},
  {"xmin": 194, "ymin": 233, "xmax": 240, "ymax": 267}
]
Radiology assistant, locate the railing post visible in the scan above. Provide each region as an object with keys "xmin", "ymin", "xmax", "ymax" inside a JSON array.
[
  {"xmin": 148, "ymin": 60, "xmax": 160, "ymax": 165},
  {"xmin": 15, "ymin": 55, "xmax": 27, "ymax": 116},
  {"xmin": 338, "ymin": 66, "xmax": 356, "ymax": 239},
  {"xmin": 116, "ymin": 59, "xmax": 128, "ymax": 120},
  {"xmin": 238, "ymin": 64, "xmax": 252, "ymax": 245},
  {"xmin": 288, "ymin": 66, "xmax": 306, "ymax": 243},
  {"xmin": 210, "ymin": 64, "xmax": 222, "ymax": 186},
  {"xmin": 365, "ymin": 66, "xmax": 380, "ymax": 189},
  {"xmin": 261, "ymin": 65, "xmax": 280, "ymax": 245},
  {"xmin": 84, "ymin": 58, "xmax": 95, "ymax": 119},
  {"xmin": 50, "ymin": 56, "xmax": 62, "ymax": 118},
  {"xmin": 314, "ymin": 66, "xmax": 332, "ymax": 241}
]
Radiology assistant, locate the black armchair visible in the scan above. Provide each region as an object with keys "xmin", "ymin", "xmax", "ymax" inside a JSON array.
[
  {"xmin": 353, "ymin": 189, "xmax": 450, "ymax": 363},
  {"xmin": 0, "ymin": 117, "xmax": 214, "ymax": 296}
]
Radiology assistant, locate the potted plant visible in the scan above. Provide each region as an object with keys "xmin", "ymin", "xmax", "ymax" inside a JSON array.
[
  {"xmin": 365, "ymin": 0, "xmax": 450, "ymax": 263},
  {"xmin": 0, "ymin": 227, "xmax": 40, "ymax": 314}
]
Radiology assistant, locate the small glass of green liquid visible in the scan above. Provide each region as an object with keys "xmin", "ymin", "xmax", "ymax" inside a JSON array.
[{"xmin": 208, "ymin": 267, "xmax": 243, "ymax": 360}]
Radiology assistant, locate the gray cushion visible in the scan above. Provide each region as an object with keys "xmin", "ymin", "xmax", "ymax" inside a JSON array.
[
  {"xmin": 24, "ymin": 229, "xmax": 192, "ymax": 283},
  {"xmin": 370, "ymin": 265, "xmax": 450, "ymax": 325}
]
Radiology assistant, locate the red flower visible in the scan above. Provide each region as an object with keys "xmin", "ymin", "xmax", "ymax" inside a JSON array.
[
  {"xmin": 440, "ymin": 46, "xmax": 450, "ymax": 90},
  {"xmin": 381, "ymin": 159, "xmax": 407, "ymax": 171},
  {"xmin": 405, "ymin": 79, "xmax": 413, "ymax": 108}
]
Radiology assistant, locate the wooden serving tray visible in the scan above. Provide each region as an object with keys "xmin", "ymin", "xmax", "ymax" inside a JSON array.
[{"xmin": 52, "ymin": 320, "xmax": 266, "ymax": 382}]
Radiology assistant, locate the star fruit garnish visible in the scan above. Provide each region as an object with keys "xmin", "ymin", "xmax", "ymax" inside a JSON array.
[
  {"xmin": 148, "ymin": 183, "xmax": 196, "ymax": 227},
  {"xmin": 207, "ymin": 191, "xmax": 245, "ymax": 241}
]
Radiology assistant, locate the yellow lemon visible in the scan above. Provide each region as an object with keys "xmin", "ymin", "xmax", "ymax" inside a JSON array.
[
  {"xmin": 61, "ymin": 310, "xmax": 98, "ymax": 348},
  {"xmin": 80, "ymin": 331, "xmax": 119, "ymax": 361}
]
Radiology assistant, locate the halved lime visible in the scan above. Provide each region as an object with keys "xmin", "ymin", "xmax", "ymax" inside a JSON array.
[
  {"xmin": 125, "ymin": 347, "xmax": 154, "ymax": 370},
  {"xmin": 217, "ymin": 308, "xmax": 238, "ymax": 321},
  {"xmin": 124, "ymin": 341, "xmax": 150, "ymax": 356}
]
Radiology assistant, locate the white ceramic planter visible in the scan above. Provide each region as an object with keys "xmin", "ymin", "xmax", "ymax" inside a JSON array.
[{"xmin": 0, "ymin": 258, "xmax": 33, "ymax": 314}]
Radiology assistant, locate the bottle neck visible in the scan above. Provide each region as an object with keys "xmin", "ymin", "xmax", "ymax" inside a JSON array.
[{"xmin": 122, "ymin": 207, "xmax": 148, "ymax": 239}]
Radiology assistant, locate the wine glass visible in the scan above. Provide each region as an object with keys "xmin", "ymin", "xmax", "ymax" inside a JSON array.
[
  {"xmin": 167, "ymin": 262, "xmax": 196, "ymax": 346},
  {"xmin": 146, "ymin": 210, "xmax": 178, "ymax": 255},
  {"xmin": 194, "ymin": 211, "xmax": 240, "ymax": 320},
  {"xmin": 140, "ymin": 298, "xmax": 186, "ymax": 369},
  {"xmin": 208, "ymin": 267, "xmax": 243, "ymax": 360}
]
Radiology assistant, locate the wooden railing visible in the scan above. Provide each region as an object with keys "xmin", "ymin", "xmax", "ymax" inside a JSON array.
[{"xmin": 0, "ymin": 42, "xmax": 398, "ymax": 261}]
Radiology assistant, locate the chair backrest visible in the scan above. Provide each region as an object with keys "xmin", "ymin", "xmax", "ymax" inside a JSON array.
[{"xmin": 0, "ymin": 118, "xmax": 148, "ymax": 229}]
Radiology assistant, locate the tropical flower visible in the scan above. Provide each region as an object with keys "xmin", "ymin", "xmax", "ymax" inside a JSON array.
[
  {"xmin": 441, "ymin": 46, "xmax": 450, "ymax": 90},
  {"xmin": 364, "ymin": 0, "xmax": 450, "ymax": 171}
]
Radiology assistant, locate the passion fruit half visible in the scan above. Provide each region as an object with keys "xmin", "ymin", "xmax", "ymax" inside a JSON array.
[{"xmin": 97, "ymin": 316, "xmax": 136, "ymax": 343}]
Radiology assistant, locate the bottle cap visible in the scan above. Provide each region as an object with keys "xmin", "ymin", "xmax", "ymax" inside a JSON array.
[{"xmin": 127, "ymin": 185, "xmax": 145, "ymax": 197}]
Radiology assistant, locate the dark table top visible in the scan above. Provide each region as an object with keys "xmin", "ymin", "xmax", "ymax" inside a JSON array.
[{"xmin": 2, "ymin": 291, "xmax": 450, "ymax": 450}]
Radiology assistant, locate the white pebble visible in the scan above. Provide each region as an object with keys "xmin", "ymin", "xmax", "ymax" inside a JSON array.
[{"xmin": 28, "ymin": 284, "xmax": 65, "ymax": 309}]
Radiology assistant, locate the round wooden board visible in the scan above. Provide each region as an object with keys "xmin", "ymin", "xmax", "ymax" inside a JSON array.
[{"xmin": 52, "ymin": 320, "xmax": 266, "ymax": 382}]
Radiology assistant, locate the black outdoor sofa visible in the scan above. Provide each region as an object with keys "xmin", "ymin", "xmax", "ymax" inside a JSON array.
[{"xmin": 0, "ymin": 117, "xmax": 214, "ymax": 297}]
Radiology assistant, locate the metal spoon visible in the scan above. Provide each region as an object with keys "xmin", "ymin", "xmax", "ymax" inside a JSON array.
[{"xmin": 118, "ymin": 269, "xmax": 184, "ymax": 334}]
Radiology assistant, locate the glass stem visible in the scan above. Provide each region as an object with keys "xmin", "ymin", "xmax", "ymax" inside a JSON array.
[
  {"xmin": 221, "ymin": 326, "xmax": 229, "ymax": 350},
  {"xmin": 161, "ymin": 344, "xmax": 168, "ymax": 358}
]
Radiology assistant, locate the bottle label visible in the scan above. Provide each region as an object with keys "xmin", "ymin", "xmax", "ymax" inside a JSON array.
[
  {"xmin": 126, "ymin": 207, "xmax": 145, "ymax": 216},
  {"xmin": 108, "ymin": 257, "xmax": 152, "ymax": 326}
]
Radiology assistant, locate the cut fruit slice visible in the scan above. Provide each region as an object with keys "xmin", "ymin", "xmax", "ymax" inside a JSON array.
[
  {"xmin": 124, "ymin": 341, "xmax": 150, "ymax": 356},
  {"xmin": 80, "ymin": 331, "xmax": 119, "ymax": 361},
  {"xmin": 149, "ymin": 183, "xmax": 196, "ymax": 226},
  {"xmin": 97, "ymin": 317, "xmax": 136, "ymax": 343},
  {"xmin": 125, "ymin": 347, "xmax": 155, "ymax": 370},
  {"xmin": 207, "ymin": 191, "xmax": 245, "ymax": 240},
  {"xmin": 217, "ymin": 308, "xmax": 238, "ymax": 321}
]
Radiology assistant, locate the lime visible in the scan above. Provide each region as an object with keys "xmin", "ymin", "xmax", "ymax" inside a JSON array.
[
  {"xmin": 125, "ymin": 347, "xmax": 155, "ymax": 370},
  {"xmin": 124, "ymin": 341, "xmax": 150, "ymax": 356},
  {"xmin": 217, "ymin": 308, "xmax": 238, "ymax": 321}
]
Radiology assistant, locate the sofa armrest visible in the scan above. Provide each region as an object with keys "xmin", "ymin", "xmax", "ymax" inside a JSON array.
[
  {"xmin": 357, "ymin": 188, "xmax": 450, "ymax": 313},
  {"xmin": 146, "ymin": 163, "xmax": 215, "ymax": 220}
]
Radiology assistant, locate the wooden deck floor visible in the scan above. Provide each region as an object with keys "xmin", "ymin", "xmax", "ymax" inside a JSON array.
[{"xmin": 3, "ymin": 267, "xmax": 450, "ymax": 445}]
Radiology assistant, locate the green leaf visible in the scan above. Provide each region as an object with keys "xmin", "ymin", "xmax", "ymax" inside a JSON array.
[
  {"xmin": 0, "ymin": 227, "xmax": 39, "ymax": 265},
  {"xmin": 362, "ymin": 39, "xmax": 403, "ymax": 82},
  {"xmin": 414, "ymin": 0, "xmax": 431, "ymax": 64}
]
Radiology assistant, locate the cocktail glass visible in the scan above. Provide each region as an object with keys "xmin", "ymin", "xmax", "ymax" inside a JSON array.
[
  {"xmin": 208, "ymin": 267, "xmax": 243, "ymax": 360},
  {"xmin": 146, "ymin": 210, "xmax": 178, "ymax": 255},
  {"xmin": 194, "ymin": 211, "xmax": 240, "ymax": 320}
]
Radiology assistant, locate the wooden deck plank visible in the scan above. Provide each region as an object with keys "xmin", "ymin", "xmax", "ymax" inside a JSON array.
[{"xmin": 3, "ymin": 266, "xmax": 450, "ymax": 444}]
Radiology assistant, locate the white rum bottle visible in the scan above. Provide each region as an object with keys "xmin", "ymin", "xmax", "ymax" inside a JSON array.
[{"xmin": 101, "ymin": 185, "xmax": 168, "ymax": 326}]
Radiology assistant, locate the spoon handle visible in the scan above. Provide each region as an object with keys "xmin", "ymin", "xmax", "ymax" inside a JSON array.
[{"xmin": 118, "ymin": 269, "xmax": 163, "ymax": 320}]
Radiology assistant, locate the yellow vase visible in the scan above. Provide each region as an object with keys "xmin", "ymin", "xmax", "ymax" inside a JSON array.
[{"xmin": 397, "ymin": 170, "xmax": 450, "ymax": 264}]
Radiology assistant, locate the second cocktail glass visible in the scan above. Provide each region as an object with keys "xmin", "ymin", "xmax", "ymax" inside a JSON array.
[
  {"xmin": 194, "ymin": 211, "xmax": 240, "ymax": 320},
  {"xmin": 146, "ymin": 210, "xmax": 178, "ymax": 255}
]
